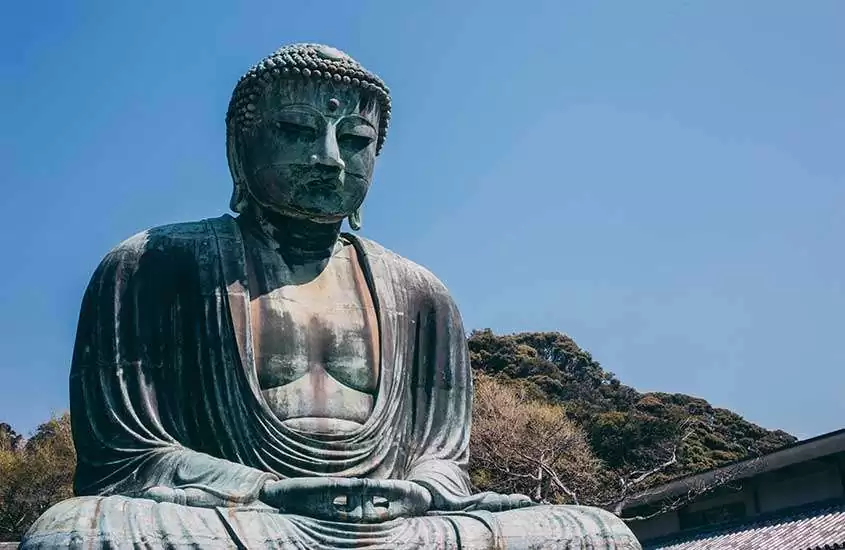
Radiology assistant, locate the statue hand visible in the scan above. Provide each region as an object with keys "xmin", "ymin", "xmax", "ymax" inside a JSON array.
[
  {"xmin": 142, "ymin": 485, "xmax": 257, "ymax": 508},
  {"xmin": 429, "ymin": 490, "xmax": 535, "ymax": 513},
  {"xmin": 261, "ymin": 477, "xmax": 431, "ymax": 523},
  {"xmin": 359, "ymin": 479, "xmax": 432, "ymax": 521}
]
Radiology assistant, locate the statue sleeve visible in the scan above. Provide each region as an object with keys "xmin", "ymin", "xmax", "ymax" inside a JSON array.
[
  {"xmin": 69, "ymin": 233, "xmax": 276, "ymax": 508},
  {"xmin": 403, "ymin": 273, "xmax": 476, "ymax": 508}
]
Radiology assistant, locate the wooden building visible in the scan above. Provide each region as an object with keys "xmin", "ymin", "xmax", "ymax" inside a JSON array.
[{"xmin": 623, "ymin": 428, "xmax": 845, "ymax": 549}]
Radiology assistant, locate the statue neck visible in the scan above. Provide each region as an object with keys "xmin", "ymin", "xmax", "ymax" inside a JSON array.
[{"xmin": 242, "ymin": 204, "xmax": 343, "ymax": 268}]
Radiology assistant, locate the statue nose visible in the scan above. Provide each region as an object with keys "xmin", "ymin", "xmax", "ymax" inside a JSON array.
[
  {"xmin": 309, "ymin": 129, "xmax": 345, "ymax": 172},
  {"xmin": 309, "ymin": 153, "xmax": 345, "ymax": 172}
]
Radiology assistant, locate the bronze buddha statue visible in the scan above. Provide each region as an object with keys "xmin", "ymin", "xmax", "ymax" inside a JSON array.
[{"xmin": 21, "ymin": 43, "xmax": 640, "ymax": 549}]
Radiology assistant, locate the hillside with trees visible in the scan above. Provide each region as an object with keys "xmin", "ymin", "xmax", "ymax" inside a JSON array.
[
  {"xmin": 467, "ymin": 329, "xmax": 796, "ymax": 513},
  {"xmin": 0, "ymin": 330, "xmax": 796, "ymax": 540}
]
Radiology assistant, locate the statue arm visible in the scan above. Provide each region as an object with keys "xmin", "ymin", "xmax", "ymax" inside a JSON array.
[
  {"xmin": 398, "ymin": 268, "xmax": 534, "ymax": 513},
  {"xmin": 407, "ymin": 458, "xmax": 473, "ymax": 511},
  {"xmin": 69, "ymin": 233, "xmax": 276, "ymax": 508},
  {"xmin": 401, "ymin": 269, "xmax": 475, "ymax": 509}
]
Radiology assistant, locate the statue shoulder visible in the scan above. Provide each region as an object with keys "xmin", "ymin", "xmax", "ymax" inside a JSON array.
[
  {"xmin": 89, "ymin": 215, "xmax": 236, "ymax": 289},
  {"xmin": 103, "ymin": 215, "xmax": 233, "ymax": 263},
  {"xmin": 352, "ymin": 235, "xmax": 454, "ymax": 302}
]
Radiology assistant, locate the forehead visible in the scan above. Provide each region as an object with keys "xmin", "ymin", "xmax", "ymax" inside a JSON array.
[{"xmin": 257, "ymin": 78, "xmax": 380, "ymax": 121}]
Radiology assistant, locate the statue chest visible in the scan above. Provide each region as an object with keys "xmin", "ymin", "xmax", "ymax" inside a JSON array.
[{"xmin": 246, "ymin": 247, "xmax": 380, "ymax": 432}]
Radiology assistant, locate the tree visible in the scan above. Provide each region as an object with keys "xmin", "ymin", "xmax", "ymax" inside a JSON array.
[
  {"xmin": 0, "ymin": 413, "xmax": 75, "ymax": 542},
  {"xmin": 468, "ymin": 329, "xmax": 795, "ymax": 482},
  {"xmin": 467, "ymin": 330, "xmax": 792, "ymax": 521},
  {"xmin": 0, "ymin": 424, "xmax": 22, "ymax": 453},
  {"xmin": 593, "ymin": 417, "xmax": 698, "ymax": 518},
  {"xmin": 469, "ymin": 373, "xmax": 601, "ymax": 504},
  {"xmin": 468, "ymin": 375, "xmax": 754, "ymax": 521}
]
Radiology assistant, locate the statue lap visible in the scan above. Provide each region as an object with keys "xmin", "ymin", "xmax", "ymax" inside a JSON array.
[{"xmin": 23, "ymin": 496, "xmax": 639, "ymax": 549}]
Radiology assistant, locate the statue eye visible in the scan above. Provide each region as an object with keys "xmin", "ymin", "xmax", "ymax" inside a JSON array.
[
  {"xmin": 337, "ymin": 126, "xmax": 376, "ymax": 150},
  {"xmin": 338, "ymin": 133, "xmax": 373, "ymax": 150},
  {"xmin": 274, "ymin": 120, "xmax": 317, "ymax": 141}
]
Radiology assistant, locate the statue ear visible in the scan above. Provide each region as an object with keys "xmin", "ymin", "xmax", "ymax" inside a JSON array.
[
  {"xmin": 226, "ymin": 127, "xmax": 249, "ymax": 213},
  {"xmin": 348, "ymin": 208, "xmax": 362, "ymax": 231},
  {"xmin": 230, "ymin": 183, "xmax": 249, "ymax": 214}
]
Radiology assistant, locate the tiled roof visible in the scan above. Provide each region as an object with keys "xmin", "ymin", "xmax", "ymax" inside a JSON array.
[{"xmin": 645, "ymin": 501, "xmax": 845, "ymax": 550}]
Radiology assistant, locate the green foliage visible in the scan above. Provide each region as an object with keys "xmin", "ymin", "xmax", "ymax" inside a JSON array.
[
  {"xmin": 0, "ymin": 413, "xmax": 75, "ymax": 542},
  {"xmin": 468, "ymin": 329, "xmax": 796, "ymax": 488},
  {"xmin": 0, "ymin": 424, "xmax": 22, "ymax": 453}
]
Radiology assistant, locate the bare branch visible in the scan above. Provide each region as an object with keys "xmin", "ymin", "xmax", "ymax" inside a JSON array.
[
  {"xmin": 539, "ymin": 463, "xmax": 580, "ymax": 505},
  {"xmin": 630, "ymin": 447, "xmax": 678, "ymax": 486}
]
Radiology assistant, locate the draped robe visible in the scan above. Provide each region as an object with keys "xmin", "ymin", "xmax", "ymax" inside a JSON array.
[{"xmin": 21, "ymin": 215, "xmax": 640, "ymax": 549}]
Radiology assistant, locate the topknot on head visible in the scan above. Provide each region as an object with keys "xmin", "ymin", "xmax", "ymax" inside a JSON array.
[{"xmin": 227, "ymin": 43, "xmax": 392, "ymax": 154}]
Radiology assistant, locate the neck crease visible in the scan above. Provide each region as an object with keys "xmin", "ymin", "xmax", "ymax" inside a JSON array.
[{"xmin": 242, "ymin": 204, "xmax": 343, "ymax": 267}]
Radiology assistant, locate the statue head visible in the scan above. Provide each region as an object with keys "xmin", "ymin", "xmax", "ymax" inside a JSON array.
[{"xmin": 226, "ymin": 44, "xmax": 391, "ymax": 229}]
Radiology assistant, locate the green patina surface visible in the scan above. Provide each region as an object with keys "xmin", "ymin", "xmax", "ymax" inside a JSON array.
[{"xmin": 20, "ymin": 43, "xmax": 641, "ymax": 549}]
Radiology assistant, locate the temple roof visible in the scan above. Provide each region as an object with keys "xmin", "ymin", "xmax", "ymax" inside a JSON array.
[{"xmin": 645, "ymin": 500, "xmax": 845, "ymax": 550}]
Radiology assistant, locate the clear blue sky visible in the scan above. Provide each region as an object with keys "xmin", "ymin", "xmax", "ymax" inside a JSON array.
[{"xmin": 1, "ymin": 1, "xmax": 842, "ymax": 440}]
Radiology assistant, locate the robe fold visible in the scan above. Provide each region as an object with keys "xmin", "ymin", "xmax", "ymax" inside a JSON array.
[
  {"xmin": 70, "ymin": 214, "xmax": 473, "ymax": 506},
  {"xmin": 21, "ymin": 214, "xmax": 641, "ymax": 549}
]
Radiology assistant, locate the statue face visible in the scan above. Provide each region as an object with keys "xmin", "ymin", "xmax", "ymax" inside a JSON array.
[{"xmin": 238, "ymin": 79, "xmax": 381, "ymax": 223}]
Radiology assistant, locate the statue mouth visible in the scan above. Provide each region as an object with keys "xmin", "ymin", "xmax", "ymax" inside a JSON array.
[
  {"xmin": 307, "ymin": 178, "xmax": 342, "ymax": 191},
  {"xmin": 288, "ymin": 181, "xmax": 347, "ymax": 217}
]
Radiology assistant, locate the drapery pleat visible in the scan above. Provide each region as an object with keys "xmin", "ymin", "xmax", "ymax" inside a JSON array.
[{"xmin": 70, "ymin": 214, "xmax": 473, "ymax": 508}]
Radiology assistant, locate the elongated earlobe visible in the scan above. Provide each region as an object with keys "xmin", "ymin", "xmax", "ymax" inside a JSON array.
[
  {"xmin": 229, "ymin": 182, "xmax": 249, "ymax": 213},
  {"xmin": 349, "ymin": 208, "xmax": 362, "ymax": 231}
]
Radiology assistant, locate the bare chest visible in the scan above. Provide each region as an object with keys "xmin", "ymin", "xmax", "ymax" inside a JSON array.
[
  {"xmin": 245, "ymin": 243, "xmax": 380, "ymax": 429},
  {"xmin": 250, "ymin": 280, "xmax": 379, "ymax": 391}
]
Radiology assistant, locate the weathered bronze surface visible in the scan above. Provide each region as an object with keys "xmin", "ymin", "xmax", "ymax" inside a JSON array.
[{"xmin": 20, "ymin": 43, "xmax": 641, "ymax": 549}]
